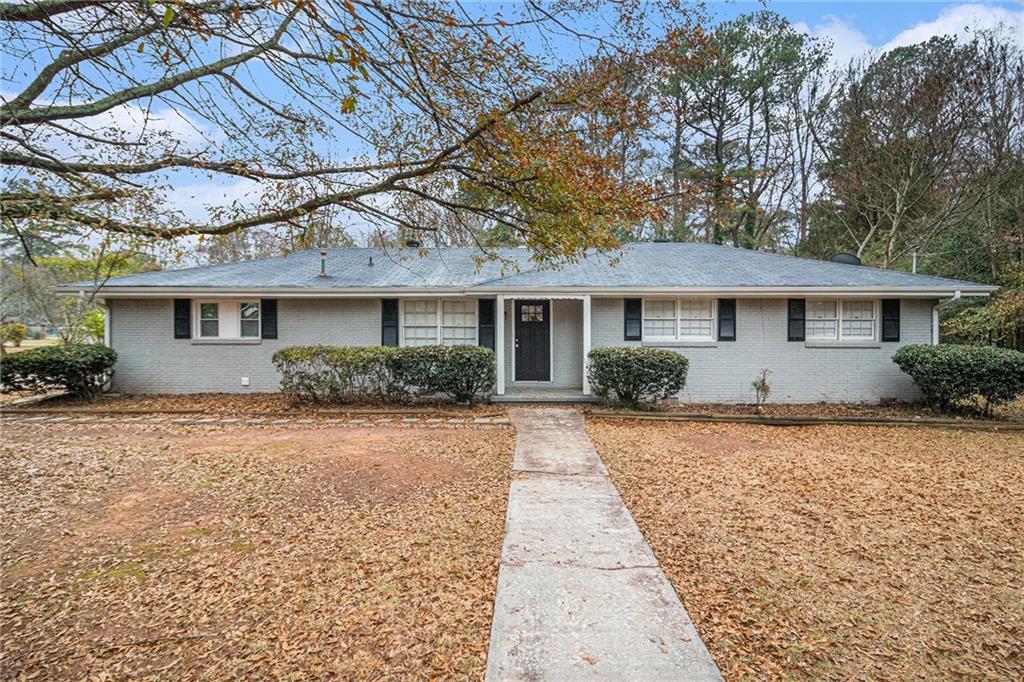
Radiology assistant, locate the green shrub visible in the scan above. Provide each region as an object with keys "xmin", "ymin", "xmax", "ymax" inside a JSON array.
[
  {"xmin": 587, "ymin": 347, "xmax": 688, "ymax": 407},
  {"xmin": 394, "ymin": 345, "xmax": 496, "ymax": 403},
  {"xmin": 0, "ymin": 343, "xmax": 116, "ymax": 397},
  {"xmin": 1, "ymin": 322, "xmax": 28, "ymax": 347},
  {"xmin": 272, "ymin": 344, "xmax": 495, "ymax": 404},
  {"xmin": 272, "ymin": 345, "xmax": 405, "ymax": 402},
  {"xmin": 893, "ymin": 343, "xmax": 1024, "ymax": 416}
]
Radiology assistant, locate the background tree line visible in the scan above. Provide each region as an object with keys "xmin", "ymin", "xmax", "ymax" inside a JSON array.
[{"xmin": 2, "ymin": 5, "xmax": 1020, "ymax": 348}]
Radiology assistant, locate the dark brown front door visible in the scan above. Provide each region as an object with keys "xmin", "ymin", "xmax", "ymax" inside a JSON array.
[{"xmin": 514, "ymin": 300, "xmax": 550, "ymax": 381}]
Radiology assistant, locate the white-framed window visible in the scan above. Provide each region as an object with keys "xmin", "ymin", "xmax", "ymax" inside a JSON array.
[
  {"xmin": 840, "ymin": 300, "xmax": 876, "ymax": 339},
  {"xmin": 643, "ymin": 299, "xmax": 676, "ymax": 339},
  {"xmin": 642, "ymin": 298, "xmax": 715, "ymax": 342},
  {"xmin": 806, "ymin": 299, "xmax": 877, "ymax": 341},
  {"xmin": 806, "ymin": 300, "xmax": 838, "ymax": 340},
  {"xmin": 677, "ymin": 299, "xmax": 714, "ymax": 339},
  {"xmin": 240, "ymin": 301, "xmax": 261, "ymax": 338},
  {"xmin": 195, "ymin": 300, "xmax": 261, "ymax": 340},
  {"xmin": 401, "ymin": 299, "xmax": 477, "ymax": 347},
  {"xmin": 199, "ymin": 302, "xmax": 220, "ymax": 338},
  {"xmin": 441, "ymin": 299, "xmax": 477, "ymax": 345},
  {"xmin": 402, "ymin": 300, "xmax": 439, "ymax": 346}
]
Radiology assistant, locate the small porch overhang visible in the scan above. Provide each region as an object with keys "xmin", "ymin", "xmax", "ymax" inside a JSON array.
[{"xmin": 494, "ymin": 293, "xmax": 591, "ymax": 397}]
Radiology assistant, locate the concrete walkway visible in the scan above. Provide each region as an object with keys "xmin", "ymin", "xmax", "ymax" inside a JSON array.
[{"xmin": 486, "ymin": 408, "xmax": 721, "ymax": 681}]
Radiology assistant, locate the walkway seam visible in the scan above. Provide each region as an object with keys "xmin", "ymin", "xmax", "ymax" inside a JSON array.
[{"xmin": 485, "ymin": 407, "xmax": 722, "ymax": 681}]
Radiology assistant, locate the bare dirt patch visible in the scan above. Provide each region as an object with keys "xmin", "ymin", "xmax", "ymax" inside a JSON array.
[
  {"xmin": 592, "ymin": 396, "xmax": 1024, "ymax": 423},
  {"xmin": 1, "ymin": 421, "xmax": 514, "ymax": 679},
  {"xmin": 41, "ymin": 392, "xmax": 505, "ymax": 415},
  {"xmin": 588, "ymin": 420, "xmax": 1024, "ymax": 680}
]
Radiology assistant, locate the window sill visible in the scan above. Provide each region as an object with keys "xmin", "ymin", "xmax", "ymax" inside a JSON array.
[
  {"xmin": 190, "ymin": 338, "xmax": 262, "ymax": 345},
  {"xmin": 804, "ymin": 341, "xmax": 881, "ymax": 349},
  {"xmin": 642, "ymin": 340, "xmax": 718, "ymax": 348}
]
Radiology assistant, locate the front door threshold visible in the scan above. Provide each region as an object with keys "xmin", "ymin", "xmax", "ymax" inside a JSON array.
[{"xmin": 492, "ymin": 390, "xmax": 598, "ymax": 404}]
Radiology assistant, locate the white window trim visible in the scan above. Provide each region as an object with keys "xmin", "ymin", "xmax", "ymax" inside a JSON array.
[
  {"xmin": 641, "ymin": 297, "xmax": 717, "ymax": 343},
  {"xmin": 239, "ymin": 301, "xmax": 262, "ymax": 339},
  {"xmin": 196, "ymin": 300, "xmax": 221, "ymax": 339},
  {"xmin": 806, "ymin": 298, "xmax": 879, "ymax": 342},
  {"xmin": 398, "ymin": 298, "xmax": 478, "ymax": 347},
  {"xmin": 194, "ymin": 299, "xmax": 260, "ymax": 340}
]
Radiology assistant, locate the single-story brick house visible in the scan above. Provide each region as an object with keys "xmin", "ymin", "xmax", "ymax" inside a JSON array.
[{"xmin": 60, "ymin": 242, "xmax": 995, "ymax": 403}]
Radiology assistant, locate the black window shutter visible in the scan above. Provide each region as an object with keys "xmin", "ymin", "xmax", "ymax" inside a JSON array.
[
  {"xmin": 718, "ymin": 299, "xmax": 737, "ymax": 341},
  {"xmin": 881, "ymin": 299, "xmax": 900, "ymax": 342},
  {"xmin": 173, "ymin": 298, "xmax": 191, "ymax": 339},
  {"xmin": 787, "ymin": 298, "xmax": 806, "ymax": 342},
  {"xmin": 260, "ymin": 299, "xmax": 278, "ymax": 339},
  {"xmin": 478, "ymin": 299, "xmax": 495, "ymax": 350},
  {"xmin": 624, "ymin": 298, "xmax": 642, "ymax": 341},
  {"xmin": 381, "ymin": 298, "xmax": 399, "ymax": 346}
]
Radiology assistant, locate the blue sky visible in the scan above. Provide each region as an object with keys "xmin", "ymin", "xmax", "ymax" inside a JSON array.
[{"xmin": 712, "ymin": 2, "xmax": 1023, "ymax": 64}]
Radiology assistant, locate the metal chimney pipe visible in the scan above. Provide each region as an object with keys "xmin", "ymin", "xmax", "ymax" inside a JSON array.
[{"xmin": 319, "ymin": 251, "xmax": 327, "ymax": 277}]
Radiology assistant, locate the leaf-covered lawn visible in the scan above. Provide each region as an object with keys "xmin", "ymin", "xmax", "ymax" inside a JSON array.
[
  {"xmin": 1, "ymin": 423, "xmax": 513, "ymax": 679},
  {"xmin": 587, "ymin": 420, "xmax": 1024, "ymax": 680}
]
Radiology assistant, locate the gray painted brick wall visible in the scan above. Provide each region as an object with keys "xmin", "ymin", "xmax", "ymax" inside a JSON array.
[
  {"xmin": 591, "ymin": 297, "xmax": 932, "ymax": 403},
  {"xmin": 109, "ymin": 295, "xmax": 932, "ymax": 403},
  {"xmin": 108, "ymin": 298, "xmax": 379, "ymax": 393}
]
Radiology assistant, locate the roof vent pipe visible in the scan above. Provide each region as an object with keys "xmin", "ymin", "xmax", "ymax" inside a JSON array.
[{"xmin": 319, "ymin": 251, "xmax": 327, "ymax": 277}]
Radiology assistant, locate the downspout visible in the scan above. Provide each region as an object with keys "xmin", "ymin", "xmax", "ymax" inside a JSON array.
[{"xmin": 932, "ymin": 290, "xmax": 961, "ymax": 345}]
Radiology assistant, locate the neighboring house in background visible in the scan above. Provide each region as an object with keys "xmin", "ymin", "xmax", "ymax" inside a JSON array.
[{"xmin": 59, "ymin": 243, "xmax": 996, "ymax": 403}]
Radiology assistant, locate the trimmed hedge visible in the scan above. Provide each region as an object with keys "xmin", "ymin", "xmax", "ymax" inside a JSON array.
[
  {"xmin": 0, "ymin": 343, "xmax": 116, "ymax": 397},
  {"xmin": 272, "ymin": 344, "xmax": 495, "ymax": 404},
  {"xmin": 588, "ymin": 347, "xmax": 688, "ymax": 407},
  {"xmin": 893, "ymin": 343, "xmax": 1024, "ymax": 415}
]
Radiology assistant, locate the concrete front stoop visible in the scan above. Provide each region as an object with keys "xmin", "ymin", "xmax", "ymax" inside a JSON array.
[{"xmin": 486, "ymin": 408, "xmax": 722, "ymax": 681}]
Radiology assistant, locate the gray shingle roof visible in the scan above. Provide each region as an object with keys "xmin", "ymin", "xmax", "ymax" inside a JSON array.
[{"xmin": 66, "ymin": 243, "xmax": 994, "ymax": 292}]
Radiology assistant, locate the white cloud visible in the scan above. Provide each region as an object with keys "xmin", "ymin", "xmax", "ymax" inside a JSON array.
[
  {"xmin": 795, "ymin": 15, "xmax": 873, "ymax": 67},
  {"xmin": 883, "ymin": 3, "xmax": 1024, "ymax": 49},
  {"xmin": 797, "ymin": 3, "xmax": 1024, "ymax": 68}
]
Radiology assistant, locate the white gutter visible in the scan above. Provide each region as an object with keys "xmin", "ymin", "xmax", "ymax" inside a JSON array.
[
  {"xmin": 55, "ymin": 285, "xmax": 998, "ymax": 299},
  {"xmin": 932, "ymin": 290, "xmax": 962, "ymax": 345}
]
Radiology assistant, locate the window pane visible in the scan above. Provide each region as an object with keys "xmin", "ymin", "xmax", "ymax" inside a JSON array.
[
  {"xmin": 240, "ymin": 320, "xmax": 260, "ymax": 338},
  {"xmin": 403, "ymin": 300, "xmax": 437, "ymax": 326},
  {"xmin": 520, "ymin": 304, "xmax": 543, "ymax": 321},
  {"xmin": 442, "ymin": 326, "xmax": 476, "ymax": 345},
  {"xmin": 807, "ymin": 301, "xmax": 836, "ymax": 320},
  {"xmin": 644, "ymin": 318, "xmax": 676, "ymax": 337},
  {"xmin": 645, "ymin": 300, "xmax": 675, "ymax": 319},
  {"xmin": 806, "ymin": 320, "xmax": 837, "ymax": 338},
  {"xmin": 200, "ymin": 320, "xmax": 219, "ymax": 337},
  {"xmin": 403, "ymin": 327, "xmax": 438, "ymax": 346},
  {"xmin": 443, "ymin": 300, "xmax": 475, "ymax": 325},
  {"xmin": 843, "ymin": 301, "xmax": 873, "ymax": 320},
  {"xmin": 200, "ymin": 303, "xmax": 219, "ymax": 320},
  {"xmin": 842, "ymin": 320, "xmax": 874, "ymax": 337},
  {"xmin": 679, "ymin": 319, "xmax": 713, "ymax": 337},
  {"xmin": 677, "ymin": 299, "xmax": 712, "ymax": 319},
  {"xmin": 240, "ymin": 302, "xmax": 260, "ymax": 321},
  {"xmin": 841, "ymin": 300, "xmax": 874, "ymax": 338}
]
